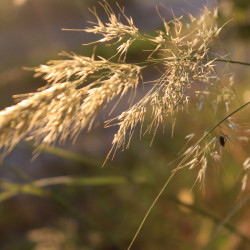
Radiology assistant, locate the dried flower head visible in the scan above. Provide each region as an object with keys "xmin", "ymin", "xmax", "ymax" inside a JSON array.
[
  {"xmin": 0, "ymin": 0, "xmax": 247, "ymax": 176},
  {"xmin": 0, "ymin": 52, "xmax": 140, "ymax": 155},
  {"xmin": 104, "ymin": 5, "xmax": 228, "ymax": 161}
]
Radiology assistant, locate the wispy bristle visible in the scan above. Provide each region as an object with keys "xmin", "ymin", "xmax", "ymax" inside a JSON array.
[{"xmin": 0, "ymin": 1, "xmax": 247, "ymax": 188}]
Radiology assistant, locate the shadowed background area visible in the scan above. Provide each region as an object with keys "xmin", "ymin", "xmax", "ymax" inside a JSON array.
[{"xmin": 0, "ymin": 0, "xmax": 249, "ymax": 249}]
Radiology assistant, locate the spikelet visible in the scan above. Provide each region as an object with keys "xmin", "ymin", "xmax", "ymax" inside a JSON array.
[{"xmin": 0, "ymin": 0, "xmax": 245, "ymax": 180}]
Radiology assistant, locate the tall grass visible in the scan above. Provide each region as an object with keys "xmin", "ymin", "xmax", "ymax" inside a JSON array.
[{"xmin": 0, "ymin": 1, "xmax": 249, "ymax": 249}]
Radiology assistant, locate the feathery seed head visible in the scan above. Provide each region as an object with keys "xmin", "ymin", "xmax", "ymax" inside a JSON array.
[{"xmin": 0, "ymin": 1, "xmax": 247, "ymax": 186}]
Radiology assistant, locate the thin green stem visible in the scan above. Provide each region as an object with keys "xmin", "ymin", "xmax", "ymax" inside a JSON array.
[
  {"xmin": 208, "ymin": 58, "xmax": 250, "ymax": 66},
  {"xmin": 128, "ymin": 101, "xmax": 250, "ymax": 249},
  {"xmin": 0, "ymin": 177, "xmax": 127, "ymax": 249},
  {"xmin": 19, "ymin": 142, "xmax": 101, "ymax": 167},
  {"xmin": 136, "ymin": 57, "xmax": 250, "ymax": 67},
  {"xmin": 174, "ymin": 101, "xmax": 250, "ymax": 172},
  {"xmin": 203, "ymin": 195, "xmax": 250, "ymax": 248},
  {"xmin": 168, "ymin": 195, "xmax": 250, "ymax": 244},
  {"xmin": 127, "ymin": 171, "xmax": 176, "ymax": 250}
]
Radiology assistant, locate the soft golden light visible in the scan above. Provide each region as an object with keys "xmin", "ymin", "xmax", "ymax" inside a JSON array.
[{"xmin": 13, "ymin": 0, "xmax": 27, "ymax": 7}]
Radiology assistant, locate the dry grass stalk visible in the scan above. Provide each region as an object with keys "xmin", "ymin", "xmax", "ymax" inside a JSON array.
[
  {"xmin": 0, "ymin": 1, "xmax": 248, "ymax": 189},
  {"xmin": 0, "ymin": 52, "xmax": 140, "ymax": 155}
]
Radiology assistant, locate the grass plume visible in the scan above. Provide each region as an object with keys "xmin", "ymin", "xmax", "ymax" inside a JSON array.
[{"xmin": 0, "ymin": 1, "xmax": 249, "ymax": 248}]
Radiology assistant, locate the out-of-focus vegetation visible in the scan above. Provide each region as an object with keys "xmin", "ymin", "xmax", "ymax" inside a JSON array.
[{"xmin": 0, "ymin": 0, "xmax": 249, "ymax": 249}]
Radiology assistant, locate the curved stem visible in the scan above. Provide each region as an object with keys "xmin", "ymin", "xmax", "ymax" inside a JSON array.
[
  {"xmin": 209, "ymin": 58, "xmax": 250, "ymax": 66},
  {"xmin": 168, "ymin": 195, "xmax": 250, "ymax": 244},
  {"xmin": 174, "ymin": 101, "xmax": 250, "ymax": 172},
  {"xmin": 203, "ymin": 194, "xmax": 250, "ymax": 248},
  {"xmin": 127, "ymin": 170, "xmax": 176, "ymax": 250},
  {"xmin": 128, "ymin": 101, "xmax": 250, "ymax": 249},
  {"xmin": 136, "ymin": 57, "xmax": 250, "ymax": 67}
]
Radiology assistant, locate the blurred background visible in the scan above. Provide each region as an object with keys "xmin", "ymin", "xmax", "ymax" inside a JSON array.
[{"xmin": 0, "ymin": 0, "xmax": 249, "ymax": 249}]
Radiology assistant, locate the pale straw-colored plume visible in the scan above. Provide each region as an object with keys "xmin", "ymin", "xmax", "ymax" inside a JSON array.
[
  {"xmin": 0, "ymin": 52, "xmax": 141, "ymax": 155},
  {"xmin": 0, "ymin": 0, "xmax": 248, "ymax": 190}
]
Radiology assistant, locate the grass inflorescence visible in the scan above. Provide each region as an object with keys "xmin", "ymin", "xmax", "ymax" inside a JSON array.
[
  {"xmin": 0, "ymin": 1, "xmax": 249, "ymax": 247},
  {"xmin": 0, "ymin": 0, "xmax": 249, "ymax": 188}
]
